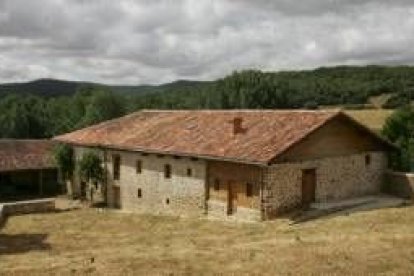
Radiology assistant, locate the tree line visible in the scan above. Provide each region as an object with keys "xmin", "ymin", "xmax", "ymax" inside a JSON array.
[{"xmin": 1, "ymin": 65, "xmax": 414, "ymax": 139}]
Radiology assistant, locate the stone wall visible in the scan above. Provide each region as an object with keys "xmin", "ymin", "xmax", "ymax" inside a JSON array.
[
  {"xmin": 262, "ymin": 151, "xmax": 387, "ymax": 218},
  {"xmin": 0, "ymin": 199, "xmax": 55, "ymax": 229},
  {"xmin": 1, "ymin": 199, "xmax": 55, "ymax": 216},
  {"xmin": 69, "ymin": 146, "xmax": 387, "ymax": 221},
  {"xmin": 70, "ymin": 147, "xmax": 207, "ymax": 217},
  {"xmin": 386, "ymin": 171, "xmax": 414, "ymax": 199},
  {"xmin": 106, "ymin": 150, "xmax": 207, "ymax": 217}
]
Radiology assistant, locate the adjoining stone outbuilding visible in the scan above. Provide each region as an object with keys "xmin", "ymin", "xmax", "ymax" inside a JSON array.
[
  {"xmin": 54, "ymin": 110, "xmax": 395, "ymax": 221},
  {"xmin": 0, "ymin": 140, "xmax": 60, "ymax": 201}
]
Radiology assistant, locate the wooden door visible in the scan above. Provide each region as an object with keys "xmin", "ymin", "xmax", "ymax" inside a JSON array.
[
  {"xmin": 301, "ymin": 169, "xmax": 316, "ymax": 208},
  {"xmin": 227, "ymin": 181, "xmax": 238, "ymax": 215}
]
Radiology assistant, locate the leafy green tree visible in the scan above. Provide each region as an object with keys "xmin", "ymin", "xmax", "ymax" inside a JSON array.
[
  {"xmin": 78, "ymin": 90, "xmax": 125, "ymax": 128},
  {"xmin": 53, "ymin": 144, "xmax": 74, "ymax": 181},
  {"xmin": 78, "ymin": 151, "xmax": 104, "ymax": 184},
  {"xmin": 382, "ymin": 106, "xmax": 414, "ymax": 171}
]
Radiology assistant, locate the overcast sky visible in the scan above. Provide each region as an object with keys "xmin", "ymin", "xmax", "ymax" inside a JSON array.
[{"xmin": 0, "ymin": 0, "xmax": 414, "ymax": 85}]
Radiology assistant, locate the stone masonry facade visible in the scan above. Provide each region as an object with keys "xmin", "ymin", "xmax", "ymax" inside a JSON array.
[
  {"xmin": 69, "ymin": 147, "xmax": 387, "ymax": 221},
  {"xmin": 262, "ymin": 151, "xmax": 387, "ymax": 219},
  {"xmin": 107, "ymin": 150, "xmax": 206, "ymax": 217},
  {"xmin": 69, "ymin": 147, "xmax": 206, "ymax": 217}
]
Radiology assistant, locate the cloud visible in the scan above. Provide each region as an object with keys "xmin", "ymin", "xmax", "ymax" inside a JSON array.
[{"xmin": 0, "ymin": 0, "xmax": 414, "ymax": 84}]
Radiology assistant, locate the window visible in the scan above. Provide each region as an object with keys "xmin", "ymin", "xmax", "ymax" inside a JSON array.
[
  {"xmin": 165, "ymin": 198, "xmax": 170, "ymax": 205},
  {"xmin": 365, "ymin": 154, "xmax": 371, "ymax": 166},
  {"xmin": 113, "ymin": 154, "xmax": 121, "ymax": 180},
  {"xmin": 213, "ymin": 179, "xmax": 220, "ymax": 191},
  {"xmin": 164, "ymin": 164, "xmax": 171, "ymax": 179},
  {"xmin": 246, "ymin": 183, "xmax": 253, "ymax": 197},
  {"xmin": 187, "ymin": 168, "xmax": 192, "ymax": 177},
  {"xmin": 136, "ymin": 160, "xmax": 142, "ymax": 174},
  {"xmin": 137, "ymin": 188, "xmax": 142, "ymax": 198}
]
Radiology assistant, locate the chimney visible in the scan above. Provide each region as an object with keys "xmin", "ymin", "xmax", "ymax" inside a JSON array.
[{"xmin": 233, "ymin": 117, "xmax": 245, "ymax": 135}]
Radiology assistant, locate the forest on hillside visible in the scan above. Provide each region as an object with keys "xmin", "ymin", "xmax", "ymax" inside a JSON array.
[{"xmin": 1, "ymin": 65, "xmax": 414, "ymax": 139}]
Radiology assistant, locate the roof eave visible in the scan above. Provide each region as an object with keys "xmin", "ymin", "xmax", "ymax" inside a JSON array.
[{"xmin": 53, "ymin": 138, "xmax": 269, "ymax": 167}]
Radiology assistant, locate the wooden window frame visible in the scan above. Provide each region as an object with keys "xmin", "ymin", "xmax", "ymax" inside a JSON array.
[
  {"xmin": 113, "ymin": 154, "xmax": 121, "ymax": 180},
  {"xmin": 164, "ymin": 164, "xmax": 172, "ymax": 179},
  {"xmin": 365, "ymin": 154, "xmax": 371, "ymax": 166},
  {"xmin": 136, "ymin": 160, "xmax": 142, "ymax": 174}
]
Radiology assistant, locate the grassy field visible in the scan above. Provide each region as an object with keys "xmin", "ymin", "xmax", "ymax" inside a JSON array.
[
  {"xmin": 1, "ymin": 205, "xmax": 414, "ymax": 275},
  {"xmin": 345, "ymin": 109, "xmax": 394, "ymax": 132}
]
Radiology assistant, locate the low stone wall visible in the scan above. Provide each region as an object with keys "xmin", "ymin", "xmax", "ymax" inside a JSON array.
[
  {"xmin": 386, "ymin": 171, "xmax": 414, "ymax": 199},
  {"xmin": 1, "ymin": 199, "xmax": 55, "ymax": 217}
]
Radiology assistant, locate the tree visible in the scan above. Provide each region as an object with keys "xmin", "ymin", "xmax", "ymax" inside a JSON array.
[
  {"xmin": 382, "ymin": 106, "xmax": 414, "ymax": 171},
  {"xmin": 78, "ymin": 151, "xmax": 104, "ymax": 184},
  {"xmin": 78, "ymin": 90, "xmax": 125, "ymax": 128},
  {"xmin": 53, "ymin": 144, "xmax": 74, "ymax": 181},
  {"xmin": 78, "ymin": 151, "xmax": 105, "ymax": 204}
]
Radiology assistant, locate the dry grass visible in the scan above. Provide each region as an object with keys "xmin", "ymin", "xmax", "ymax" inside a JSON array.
[
  {"xmin": 1, "ymin": 205, "xmax": 414, "ymax": 275},
  {"xmin": 368, "ymin": 93, "xmax": 396, "ymax": 108},
  {"xmin": 345, "ymin": 109, "xmax": 394, "ymax": 132}
]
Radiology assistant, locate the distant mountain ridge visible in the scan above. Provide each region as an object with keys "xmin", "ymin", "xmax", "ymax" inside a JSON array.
[
  {"xmin": 0, "ymin": 78, "xmax": 209, "ymax": 97},
  {"xmin": 1, "ymin": 65, "xmax": 414, "ymax": 109}
]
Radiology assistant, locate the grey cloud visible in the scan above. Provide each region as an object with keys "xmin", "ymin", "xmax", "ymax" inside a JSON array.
[{"xmin": 0, "ymin": 0, "xmax": 414, "ymax": 84}]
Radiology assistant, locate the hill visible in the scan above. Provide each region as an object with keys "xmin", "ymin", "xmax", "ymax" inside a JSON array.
[{"xmin": 0, "ymin": 78, "xmax": 209, "ymax": 98}]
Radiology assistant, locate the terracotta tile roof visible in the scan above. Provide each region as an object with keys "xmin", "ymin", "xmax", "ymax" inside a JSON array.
[
  {"xmin": 0, "ymin": 140, "xmax": 56, "ymax": 172},
  {"xmin": 55, "ymin": 110, "xmax": 353, "ymax": 164}
]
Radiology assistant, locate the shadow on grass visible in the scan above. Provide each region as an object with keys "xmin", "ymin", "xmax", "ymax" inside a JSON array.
[{"xmin": 0, "ymin": 233, "xmax": 51, "ymax": 255}]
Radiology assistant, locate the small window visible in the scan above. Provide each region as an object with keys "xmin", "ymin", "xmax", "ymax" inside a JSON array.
[
  {"xmin": 213, "ymin": 179, "xmax": 220, "ymax": 191},
  {"xmin": 164, "ymin": 164, "xmax": 171, "ymax": 179},
  {"xmin": 165, "ymin": 198, "xmax": 170, "ymax": 205},
  {"xmin": 137, "ymin": 188, "xmax": 142, "ymax": 198},
  {"xmin": 136, "ymin": 160, "xmax": 142, "ymax": 174},
  {"xmin": 246, "ymin": 183, "xmax": 253, "ymax": 197},
  {"xmin": 187, "ymin": 168, "xmax": 192, "ymax": 177},
  {"xmin": 365, "ymin": 154, "xmax": 371, "ymax": 166},
  {"xmin": 113, "ymin": 154, "xmax": 121, "ymax": 180}
]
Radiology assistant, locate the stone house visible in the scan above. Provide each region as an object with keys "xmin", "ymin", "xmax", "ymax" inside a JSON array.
[
  {"xmin": 54, "ymin": 110, "xmax": 395, "ymax": 221},
  {"xmin": 0, "ymin": 140, "xmax": 60, "ymax": 201}
]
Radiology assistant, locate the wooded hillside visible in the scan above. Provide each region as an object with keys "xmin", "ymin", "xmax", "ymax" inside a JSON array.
[{"xmin": 1, "ymin": 65, "xmax": 413, "ymax": 139}]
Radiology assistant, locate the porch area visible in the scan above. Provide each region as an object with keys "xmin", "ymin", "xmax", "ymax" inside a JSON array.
[{"xmin": 0, "ymin": 169, "xmax": 60, "ymax": 202}]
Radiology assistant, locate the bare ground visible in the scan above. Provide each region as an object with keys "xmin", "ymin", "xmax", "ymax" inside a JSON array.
[{"xmin": 1, "ymin": 204, "xmax": 414, "ymax": 275}]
